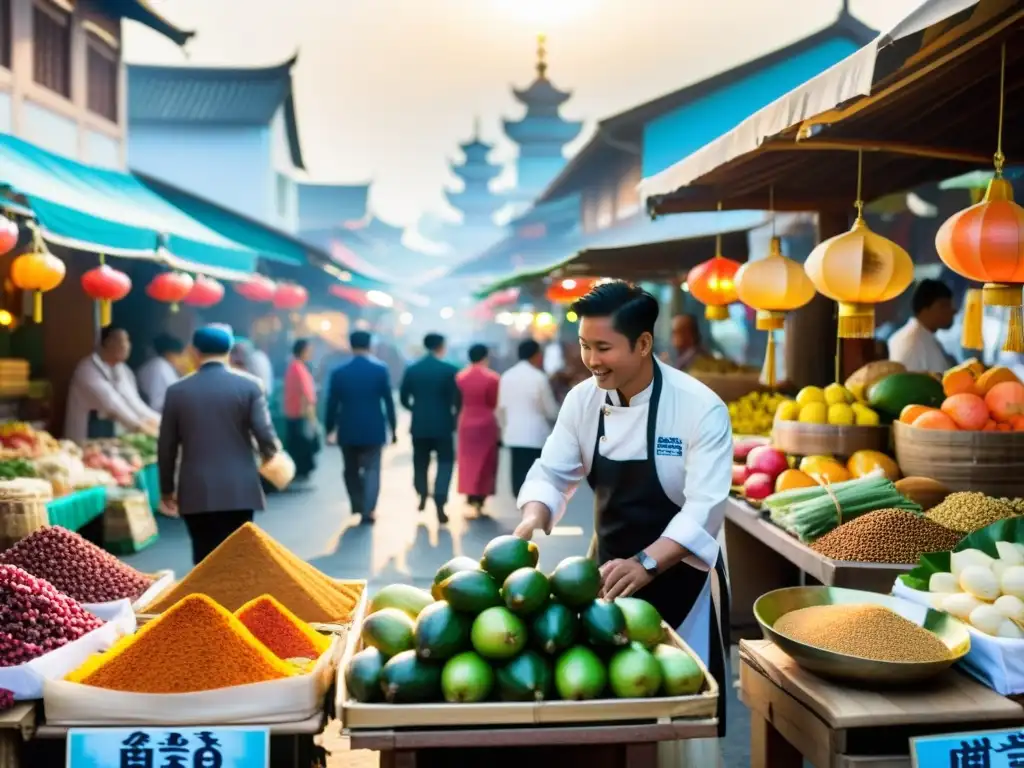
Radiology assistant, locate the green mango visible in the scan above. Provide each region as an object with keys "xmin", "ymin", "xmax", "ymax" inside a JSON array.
[
  {"xmin": 554, "ymin": 645, "xmax": 607, "ymax": 701},
  {"xmin": 440, "ymin": 569, "xmax": 502, "ymax": 614},
  {"xmin": 379, "ymin": 650, "xmax": 443, "ymax": 704},
  {"xmin": 480, "ymin": 535, "xmax": 540, "ymax": 584},
  {"xmin": 361, "ymin": 608, "xmax": 415, "ymax": 658},
  {"xmin": 369, "ymin": 584, "xmax": 434, "ymax": 619},
  {"xmin": 580, "ymin": 599, "xmax": 630, "ymax": 647},
  {"xmin": 502, "ymin": 568, "xmax": 550, "ymax": 616},
  {"xmin": 614, "ymin": 597, "xmax": 665, "ymax": 648},
  {"xmin": 530, "ymin": 600, "xmax": 579, "ymax": 655},
  {"xmin": 441, "ymin": 651, "xmax": 494, "ymax": 703},
  {"xmin": 414, "ymin": 601, "xmax": 472, "ymax": 662},
  {"xmin": 431, "ymin": 556, "xmax": 482, "ymax": 600},
  {"xmin": 496, "ymin": 650, "xmax": 552, "ymax": 702},
  {"xmin": 550, "ymin": 556, "xmax": 601, "ymax": 608},
  {"xmin": 344, "ymin": 647, "xmax": 385, "ymax": 703}
]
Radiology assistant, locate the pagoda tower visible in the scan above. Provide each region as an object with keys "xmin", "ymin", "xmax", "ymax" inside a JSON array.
[
  {"xmin": 439, "ymin": 119, "xmax": 506, "ymax": 259},
  {"xmin": 503, "ymin": 35, "xmax": 583, "ymax": 212}
]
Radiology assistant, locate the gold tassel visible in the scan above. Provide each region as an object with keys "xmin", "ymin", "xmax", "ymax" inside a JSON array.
[
  {"xmin": 705, "ymin": 305, "xmax": 729, "ymax": 321},
  {"xmin": 1005, "ymin": 306, "xmax": 1024, "ymax": 353},
  {"xmin": 99, "ymin": 299, "xmax": 111, "ymax": 328},
  {"xmin": 764, "ymin": 330, "xmax": 777, "ymax": 389},
  {"xmin": 983, "ymin": 283, "xmax": 1024, "ymax": 353},
  {"xmin": 837, "ymin": 302, "xmax": 874, "ymax": 339},
  {"xmin": 756, "ymin": 310, "xmax": 785, "ymax": 331},
  {"xmin": 32, "ymin": 292, "xmax": 42, "ymax": 324},
  {"xmin": 961, "ymin": 288, "xmax": 984, "ymax": 350}
]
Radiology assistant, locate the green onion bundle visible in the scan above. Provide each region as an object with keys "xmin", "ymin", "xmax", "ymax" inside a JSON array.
[{"xmin": 764, "ymin": 476, "xmax": 921, "ymax": 543}]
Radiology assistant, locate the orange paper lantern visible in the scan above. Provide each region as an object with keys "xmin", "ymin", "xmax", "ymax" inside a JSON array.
[
  {"xmin": 936, "ymin": 177, "xmax": 1024, "ymax": 351},
  {"xmin": 804, "ymin": 214, "xmax": 913, "ymax": 339},
  {"xmin": 546, "ymin": 277, "xmax": 597, "ymax": 304},
  {"xmin": 81, "ymin": 259, "xmax": 131, "ymax": 328},
  {"xmin": 147, "ymin": 272, "xmax": 194, "ymax": 313},
  {"xmin": 686, "ymin": 256, "xmax": 740, "ymax": 321},
  {"xmin": 10, "ymin": 231, "xmax": 65, "ymax": 323}
]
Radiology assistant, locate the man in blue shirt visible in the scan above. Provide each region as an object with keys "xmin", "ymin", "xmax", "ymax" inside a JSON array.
[{"xmin": 325, "ymin": 331, "xmax": 397, "ymax": 524}]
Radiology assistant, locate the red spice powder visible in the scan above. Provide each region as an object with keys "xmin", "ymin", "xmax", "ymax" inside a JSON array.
[{"xmin": 236, "ymin": 595, "xmax": 330, "ymax": 660}]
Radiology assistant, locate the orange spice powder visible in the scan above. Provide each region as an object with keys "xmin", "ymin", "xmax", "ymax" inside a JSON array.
[{"xmin": 236, "ymin": 594, "xmax": 331, "ymax": 660}]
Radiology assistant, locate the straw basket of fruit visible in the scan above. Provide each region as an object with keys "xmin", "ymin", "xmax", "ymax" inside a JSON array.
[
  {"xmin": 0, "ymin": 478, "xmax": 52, "ymax": 550},
  {"xmin": 772, "ymin": 383, "xmax": 889, "ymax": 458}
]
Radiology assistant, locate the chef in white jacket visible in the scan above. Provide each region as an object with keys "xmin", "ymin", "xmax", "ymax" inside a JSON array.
[
  {"xmin": 514, "ymin": 281, "xmax": 731, "ymax": 735},
  {"xmin": 65, "ymin": 327, "xmax": 160, "ymax": 444}
]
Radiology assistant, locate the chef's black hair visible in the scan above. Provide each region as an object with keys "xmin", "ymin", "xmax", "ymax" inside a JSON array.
[
  {"xmin": 100, "ymin": 326, "xmax": 127, "ymax": 346},
  {"xmin": 912, "ymin": 279, "xmax": 953, "ymax": 315},
  {"xmin": 571, "ymin": 281, "xmax": 659, "ymax": 348}
]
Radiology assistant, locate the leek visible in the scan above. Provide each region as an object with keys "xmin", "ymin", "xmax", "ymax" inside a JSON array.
[{"xmin": 764, "ymin": 476, "xmax": 921, "ymax": 543}]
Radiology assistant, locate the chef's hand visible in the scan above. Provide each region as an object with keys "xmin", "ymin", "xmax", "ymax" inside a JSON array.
[
  {"xmin": 158, "ymin": 495, "xmax": 179, "ymax": 518},
  {"xmin": 600, "ymin": 558, "xmax": 653, "ymax": 600},
  {"xmin": 514, "ymin": 502, "xmax": 551, "ymax": 540}
]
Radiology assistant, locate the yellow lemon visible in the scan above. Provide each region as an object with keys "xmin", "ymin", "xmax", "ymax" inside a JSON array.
[
  {"xmin": 824, "ymin": 383, "xmax": 852, "ymax": 406},
  {"xmin": 827, "ymin": 403, "xmax": 855, "ymax": 426},
  {"xmin": 775, "ymin": 400, "xmax": 800, "ymax": 421},
  {"xmin": 852, "ymin": 403, "xmax": 880, "ymax": 426},
  {"xmin": 795, "ymin": 386, "xmax": 825, "ymax": 406},
  {"xmin": 797, "ymin": 402, "xmax": 827, "ymax": 424}
]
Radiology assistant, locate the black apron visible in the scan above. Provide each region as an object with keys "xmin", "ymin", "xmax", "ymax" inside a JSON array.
[{"xmin": 586, "ymin": 363, "xmax": 728, "ymax": 736}]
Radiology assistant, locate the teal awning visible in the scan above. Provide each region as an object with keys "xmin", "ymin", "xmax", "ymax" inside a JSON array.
[{"xmin": 0, "ymin": 134, "xmax": 256, "ymax": 279}]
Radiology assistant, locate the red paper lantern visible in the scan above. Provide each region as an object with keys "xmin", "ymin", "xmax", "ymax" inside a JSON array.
[
  {"xmin": 147, "ymin": 272, "xmax": 194, "ymax": 313},
  {"xmin": 183, "ymin": 275, "xmax": 225, "ymax": 309},
  {"xmin": 329, "ymin": 284, "xmax": 369, "ymax": 307},
  {"xmin": 0, "ymin": 218, "xmax": 17, "ymax": 257},
  {"xmin": 686, "ymin": 256, "xmax": 741, "ymax": 321},
  {"xmin": 546, "ymin": 277, "xmax": 598, "ymax": 304},
  {"xmin": 81, "ymin": 261, "xmax": 131, "ymax": 328},
  {"xmin": 273, "ymin": 282, "xmax": 308, "ymax": 311},
  {"xmin": 234, "ymin": 274, "xmax": 277, "ymax": 303}
]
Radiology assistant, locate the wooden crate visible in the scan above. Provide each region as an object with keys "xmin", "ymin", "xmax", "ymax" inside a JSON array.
[
  {"xmin": 772, "ymin": 419, "xmax": 891, "ymax": 458},
  {"xmin": 338, "ymin": 603, "xmax": 718, "ymax": 731}
]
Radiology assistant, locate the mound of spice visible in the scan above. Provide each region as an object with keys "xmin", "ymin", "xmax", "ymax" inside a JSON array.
[
  {"xmin": 0, "ymin": 564, "xmax": 103, "ymax": 666},
  {"xmin": 811, "ymin": 509, "xmax": 963, "ymax": 564},
  {"xmin": 143, "ymin": 523, "xmax": 360, "ymax": 623},
  {"xmin": 774, "ymin": 604, "xmax": 952, "ymax": 663},
  {"xmin": 67, "ymin": 594, "xmax": 295, "ymax": 693},
  {"xmin": 236, "ymin": 594, "xmax": 331, "ymax": 660},
  {"xmin": 925, "ymin": 492, "xmax": 1016, "ymax": 533},
  {"xmin": 0, "ymin": 526, "xmax": 154, "ymax": 603}
]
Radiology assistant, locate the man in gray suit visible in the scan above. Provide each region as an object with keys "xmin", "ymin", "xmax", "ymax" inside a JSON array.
[{"xmin": 158, "ymin": 324, "xmax": 281, "ymax": 564}]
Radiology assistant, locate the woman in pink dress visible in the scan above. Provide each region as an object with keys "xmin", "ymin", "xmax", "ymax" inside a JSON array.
[{"xmin": 456, "ymin": 344, "xmax": 500, "ymax": 511}]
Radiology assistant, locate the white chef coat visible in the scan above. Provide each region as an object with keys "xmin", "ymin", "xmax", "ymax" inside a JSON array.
[
  {"xmin": 136, "ymin": 356, "xmax": 179, "ymax": 412},
  {"xmin": 64, "ymin": 354, "xmax": 159, "ymax": 444},
  {"xmin": 498, "ymin": 360, "xmax": 560, "ymax": 449},
  {"xmin": 517, "ymin": 359, "xmax": 733, "ymax": 662},
  {"xmin": 888, "ymin": 317, "xmax": 951, "ymax": 374}
]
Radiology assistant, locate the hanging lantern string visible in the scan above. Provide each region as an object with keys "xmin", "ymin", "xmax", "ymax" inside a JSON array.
[
  {"xmin": 854, "ymin": 148, "xmax": 864, "ymax": 220},
  {"xmin": 715, "ymin": 200, "xmax": 723, "ymax": 257},
  {"xmin": 994, "ymin": 42, "xmax": 1006, "ymax": 176},
  {"xmin": 769, "ymin": 185, "xmax": 775, "ymax": 238}
]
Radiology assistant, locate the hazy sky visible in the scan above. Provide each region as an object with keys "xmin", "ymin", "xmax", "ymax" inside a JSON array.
[{"xmin": 124, "ymin": 0, "xmax": 924, "ymax": 230}]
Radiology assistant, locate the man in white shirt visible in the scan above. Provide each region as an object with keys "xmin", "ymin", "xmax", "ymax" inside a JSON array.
[
  {"xmin": 513, "ymin": 281, "xmax": 731, "ymax": 736},
  {"xmin": 65, "ymin": 327, "xmax": 160, "ymax": 444},
  {"xmin": 497, "ymin": 339, "xmax": 560, "ymax": 497},
  {"xmin": 887, "ymin": 279, "xmax": 956, "ymax": 373},
  {"xmin": 136, "ymin": 333, "xmax": 186, "ymax": 412}
]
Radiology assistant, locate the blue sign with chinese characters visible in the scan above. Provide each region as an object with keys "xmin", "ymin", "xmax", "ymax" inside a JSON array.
[
  {"xmin": 912, "ymin": 728, "xmax": 1024, "ymax": 767},
  {"xmin": 66, "ymin": 727, "xmax": 269, "ymax": 768}
]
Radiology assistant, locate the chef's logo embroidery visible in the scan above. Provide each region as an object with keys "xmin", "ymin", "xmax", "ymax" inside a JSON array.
[{"xmin": 655, "ymin": 436, "xmax": 684, "ymax": 457}]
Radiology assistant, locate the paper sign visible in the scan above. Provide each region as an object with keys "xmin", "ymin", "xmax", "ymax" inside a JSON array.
[
  {"xmin": 911, "ymin": 727, "xmax": 1024, "ymax": 767},
  {"xmin": 66, "ymin": 726, "xmax": 269, "ymax": 768}
]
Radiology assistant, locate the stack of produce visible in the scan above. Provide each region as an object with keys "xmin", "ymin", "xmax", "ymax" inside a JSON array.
[
  {"xmin": 346, "ymin": 536, "xmax": 705, "ymax": 705},
  {"xmin": 0, "ymin": 459, "xmax": 37, "ymax": 481},
  {"xmin": 142, "ymin": 522, "xmax": 362, "ymax": 622},
  {"xmin": 0, "ymin": 565, "xmax": 103, "ymax": 665},
  {"xmin": 728, "ymin": 391, "xmax": 790, "ymax": 437},
  {"xmin": 32, "ymin": 448, "xmax": 115, "ymax": 494},
  {"xmin": 733, "ymin": 445, "xmax": 790, "ymax": 501},
  {"xmin": 235, "ymin": 595, "xmax": 331, "ymax": 661},
  {"xmin": 66, "ymin": 594, "xmax": 296, "ymax": 693},
  {"xmin": 0, "ymin": 526, "xmax": 155, "ymax": 603},
  {"xmin": 897, "ymin": 375, "xmax": 1024, "ymax": 432},
  {"xmin": 921, "ymin": 546, "xmax": 1024, "ymax": 638},
  {"xmin": 0, "ymin": 423, "xmax": 60, "ymax": 460},
  {"xmin": 925, "ymin": 493, "xmax": 1017, "ymax": 534},
  {"xmin": 81, "ymin": 443, "xmax": 142, "ymax": 487},
  {"xmin": 765, "ymin": 476, "xmax": 921, "ymax": 542},
  {"xmin": 773, "ymin": 604, "xmax": 953, "ymax": 662},
  {"xmin": 864, "ymin": 372, "xmax": 944, "ymax": 421},
  {"xmin": 810, "ymin": 509, "xmax": 963, "ymax": 563},
  {"xmin": 775, "ymin": 383, "xmax": 880, "ymax": 426}
]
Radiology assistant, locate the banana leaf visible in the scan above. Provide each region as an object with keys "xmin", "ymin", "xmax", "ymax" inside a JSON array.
[{"xmin": 899, "ymin": 518, "xmax": 1024, "ymax": 591}]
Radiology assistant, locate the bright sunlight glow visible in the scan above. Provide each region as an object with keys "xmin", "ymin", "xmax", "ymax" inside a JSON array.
[{"xmin": 493, "ymin": 0, "xmax": 594, "ymax": 29}]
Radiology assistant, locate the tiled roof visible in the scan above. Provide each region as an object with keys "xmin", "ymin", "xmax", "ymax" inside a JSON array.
[
  {"xmin": 127, "ymin": 55, "xmax": 304, "ymax": 169},
  {"xmin": 97, "ymin": 0, "xmax": 193, "ymax": 46}
]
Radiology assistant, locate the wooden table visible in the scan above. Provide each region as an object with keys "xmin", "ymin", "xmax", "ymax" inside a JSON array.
[
  {"xmin": 724, "ymin": 498, "xmax": 914, "ymax": 640},
  {"xmin": 740, "ymin": 639, "xmax": 1024, "ymax": 768},
  {"xmin": 349, "ymin": 718, "xmax": 719, "ymax": 768}
]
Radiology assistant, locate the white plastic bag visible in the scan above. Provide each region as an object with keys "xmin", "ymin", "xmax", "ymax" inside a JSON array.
[
  {"xmin": 44, "ymin": 634, "xmax": 341, "ymax": 725},
  {"xmin": 893, "ymin": 579, "xmax": 1024, "ymax": 695},
  {"xmin": 0, "ymin": 600, "xmax": 135, "ymax": 701}
]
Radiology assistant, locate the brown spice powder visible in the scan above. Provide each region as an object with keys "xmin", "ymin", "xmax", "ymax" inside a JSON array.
[{"xmin": 774, "ymin": 604, "xmax": 952, "ymax": 663}]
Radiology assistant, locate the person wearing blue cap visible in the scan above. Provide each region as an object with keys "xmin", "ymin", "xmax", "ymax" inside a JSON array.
[{"xmin": 157, "ymin": 323, "xmax": 283, "ymax": 564}]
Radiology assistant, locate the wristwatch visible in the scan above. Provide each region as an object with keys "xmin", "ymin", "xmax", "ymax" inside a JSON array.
[{"xmin": 634, "ymin": 552, "xmax": 659, "ymax": 576}]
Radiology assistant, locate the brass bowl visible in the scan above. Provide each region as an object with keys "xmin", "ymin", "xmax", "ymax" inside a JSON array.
[{"xmin": 754, "ymin": 586, "xmax": 970, "ymax": 685}]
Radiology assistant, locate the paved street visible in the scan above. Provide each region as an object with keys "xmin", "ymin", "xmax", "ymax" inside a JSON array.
[{"xmin": 123, "ymin": 419, "xmax": 752, "ymax": 767}]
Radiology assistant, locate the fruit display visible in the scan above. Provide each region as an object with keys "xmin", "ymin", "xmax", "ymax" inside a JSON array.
[
  {"xmin": 0, "ymin": 423, "xmax": 60, "ymax": 460},
  {"xmin": 925, "ymin": 493, "xmax": 1017, "ymax": 534},
  {"xmin": 775, "ymin": 383, "xmax": 880, "ymax": 427},
  {"xmin": 345, "ymin": 536, "xmax": 707, "ymax": 706},
  {"xmin": 867, "ymin": 372, "xmax": 944, "ymax": 421},
  {"xmin": 0, "ymin": 526, "xmax": 156, "ymax": 603},
  {"xmin": 728, "ymin": 391, "xmax": 791, "ymax": 436},
  {"xmin": 843, "ymin": 361, "xmax": 906, "ymax": 402},
  {"xmin": 0, "ymin": 564, "xmax": 105, "ymax": 666},
  {"xmin": 733, "ymin": 444, "xmax": 789, "ymax": 501},
  {"xmin": 895, "ymin": 379, "xmax": 1024, "ymax": 432},
  {"xmin": 0, "ymin": 459, "xmax": 37, "ymax": 480},
  {"xmin": 894, "ymin": 477, "xmax": 951, "ymax": 511}
]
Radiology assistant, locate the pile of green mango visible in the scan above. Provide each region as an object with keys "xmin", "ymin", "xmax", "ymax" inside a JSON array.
[{"xmin": 344, "ymin": 534, "xmax": 705, "ymax": 705}]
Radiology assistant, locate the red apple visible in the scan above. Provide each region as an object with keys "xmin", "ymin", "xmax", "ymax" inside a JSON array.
[
  {"xmin": 732, "ymin": 464, "xmax": 749, "ymax": 486},
  {"xmin": 743, "ymin": 472, "xmax": 775, "ymax": 501},
  {"xmin": 746, "ymin": 445, "xmax": 789, "ymax": 480},
  {"xmin": 733, "ymin": 436, "xmax": 770, "ymax": 463}
]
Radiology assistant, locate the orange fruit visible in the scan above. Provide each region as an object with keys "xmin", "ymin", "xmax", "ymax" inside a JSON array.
[
  {"xmin": 900, "ymin": 405, "xmax": 935, "ymax": 424},
  {"xmin": 940, "ymin": 393, "xmax": 989, "ymax": 431},
  {"xmin": 911, "ymin": 410, "xmax": 959, "ymax": 430},
  {"xmin": 774, "ymin": 469, "xmax": 818, "ymax": 493}
]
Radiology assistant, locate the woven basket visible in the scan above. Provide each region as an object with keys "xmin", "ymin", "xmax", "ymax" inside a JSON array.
[
  {"xmin": 893, "ymin": 420, "xmax": 1024, "ymax": 496},
  {"xmin": 0, "ymin": 479, "xmax": 53, "ymax": 550},
  {"xmin": 104, "ymin": 490, "xmax": 158, "ymax": 554},
  {"xmin": 772, "ymin": 419, "xmax": 891, "ymax": 458}
]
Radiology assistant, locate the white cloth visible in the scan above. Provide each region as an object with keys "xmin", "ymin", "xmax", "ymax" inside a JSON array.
[
  {"xmin": 887, "ymin": 317, "xmax": 950, "ymax": 374},
  {"xmin": 64, "ymin": 355, "xmax": 159, "ymax": 444},
  {"xmin": 249, "ymin": 349, "xmax": 274, "ymax": 396},
  {"xmin": 542, "ymin": 343, "xmax": 564, "ymax": 376},
  {"xmin": 498, "ymin": 360, "xmax": 559, "ymax": 449},
  {"xmin": 136, "ymin": 356, "xmax": 179, "ymax": 412}
]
